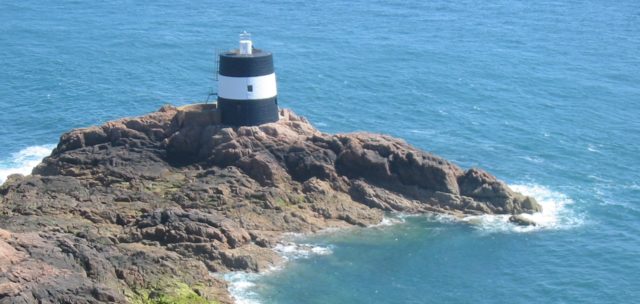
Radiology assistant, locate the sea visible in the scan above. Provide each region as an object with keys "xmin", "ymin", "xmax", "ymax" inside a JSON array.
[{"xmin": 1, "ymin": 0, "xmax": 639, "ymax": 303}]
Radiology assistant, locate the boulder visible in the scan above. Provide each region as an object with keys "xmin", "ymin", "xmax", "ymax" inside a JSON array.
[{"xmin": 509, "ymin": 214, "xmax": 538, "ymax": 226}]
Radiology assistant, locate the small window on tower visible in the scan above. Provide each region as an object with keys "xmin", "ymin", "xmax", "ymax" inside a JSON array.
[{"xmin": 247, "ymin": 85, "xmax": 253, "ymax": 92}]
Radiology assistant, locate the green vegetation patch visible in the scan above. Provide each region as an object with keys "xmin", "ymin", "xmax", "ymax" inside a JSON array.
[
  {"xmin": 275, "ymin": 197, "xmax": 289, "ymax": 208},
  {"xmin": 130, "ymin": 282, "xmax": 217, "ymax": 304}
]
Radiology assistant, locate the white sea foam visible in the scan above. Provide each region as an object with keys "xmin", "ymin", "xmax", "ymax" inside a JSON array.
[
  {"xmin": 587, "ymin": 144, "xmax": 601, "ymax": 152},
  {"xmin": 369, "ymin": 213, "xmax": 408, "ymax": 227},
  {"xmin": 223, "ymin": 272, "xmax": 262, "ymax": 304},
  {"xmin": 0, "ymin": 145, "xmax": 54, "ymax": 184},
  {"xmin": 222, "ymin": 241, "xmax": 333, "ymax": 303},
  {"xmin": 460, "ymin": 183, "xmax": 583, "ymax": 233},
  {"xmin": 273, "ymin": 242, "xmax": 333, "ymax": 261}
]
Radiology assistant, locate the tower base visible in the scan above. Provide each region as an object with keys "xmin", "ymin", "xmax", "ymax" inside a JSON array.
[{"xmin": 218, "ymin": 97, "xmax": 279, "ymax": 126}]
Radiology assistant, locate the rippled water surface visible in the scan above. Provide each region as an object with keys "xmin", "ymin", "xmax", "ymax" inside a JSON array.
[{"xmin": 1, "ymin": 0, "xmax": 639, "ymax": 303}]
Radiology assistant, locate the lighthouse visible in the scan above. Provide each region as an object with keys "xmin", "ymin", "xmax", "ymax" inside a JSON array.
[{"xmin": 217, "ymin": 32, "xmax": 279, "ymax": 126}]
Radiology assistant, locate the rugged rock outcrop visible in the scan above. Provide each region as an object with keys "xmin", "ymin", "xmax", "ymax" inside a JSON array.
[{"xmin": 0, "ymin": 104, "xmax": 541, "ymax": 303}]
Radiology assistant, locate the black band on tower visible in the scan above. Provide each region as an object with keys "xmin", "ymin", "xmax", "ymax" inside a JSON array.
[
  {"xmin": 219, "ymin": 51, "xmax": 274, "ymax": 77},
  {"xmin": 218, "ymin": 97, "xmax": 279, "ymax": 126}
]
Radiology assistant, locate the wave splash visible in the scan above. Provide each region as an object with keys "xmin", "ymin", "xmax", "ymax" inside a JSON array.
[
  {"xmin": 460, "ymin": 183, "xmax": 583, "ymax": 233},
  {"xmin": 273, "ymin": 242, "xmax": 333, "ymax": 261},
  {"xmin": 369, "ymin": 213, "xmax": 410, "ymax": 227},
  {"xmin": 0, "ymin": 145, "xmax": 54, "ymax": 184},
  {"xmin": 223, "ymin": 272, "xmax": 263, "ymax": 304},
  {"xmin": 224, "ymin": 241, "xmax": 333, "ymax": 304}
]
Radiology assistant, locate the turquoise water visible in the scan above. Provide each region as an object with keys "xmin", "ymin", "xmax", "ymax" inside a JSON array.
[{"xmin": 1, "ymin": 0, "xmax": 639, "ymax": 303}]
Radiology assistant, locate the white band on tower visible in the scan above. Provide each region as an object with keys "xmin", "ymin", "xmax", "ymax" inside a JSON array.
[{"xmin": 217, "ymin": 73, "xmax": 277, "ymax": 100}]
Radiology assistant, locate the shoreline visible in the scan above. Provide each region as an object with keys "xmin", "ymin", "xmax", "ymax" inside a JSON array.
[{"xmin": 221, "ymin": 183, "xmax": 581, "ymax": 303}]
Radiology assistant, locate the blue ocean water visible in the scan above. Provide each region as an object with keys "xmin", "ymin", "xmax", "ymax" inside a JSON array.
[{"xmin": 1, "ymin": 0, "xmax": 639, "ymax": 303}]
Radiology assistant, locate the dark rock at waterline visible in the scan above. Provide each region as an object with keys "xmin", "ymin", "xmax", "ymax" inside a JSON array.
[
  {"xmin": 0, "ymin": 104, "xmax": 541, "ymax": 303},
  {"xmin": 509, "ymin": 214, "xmax": 538, "ymax": 226}
]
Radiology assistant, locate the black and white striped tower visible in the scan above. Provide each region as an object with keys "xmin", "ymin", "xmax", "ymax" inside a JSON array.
[{"xmin": 217, "ymin": 32, "xmax": 279, "ymax": 126}]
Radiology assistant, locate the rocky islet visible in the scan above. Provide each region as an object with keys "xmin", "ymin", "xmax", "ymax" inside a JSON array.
[{"xmin": 0, "ymin": 104, "xmax": 541, "ymax": 303}]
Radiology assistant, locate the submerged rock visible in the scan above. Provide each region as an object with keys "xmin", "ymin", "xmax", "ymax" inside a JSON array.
[
  {"xmin": 509, "ymin": 214, "xmax": 538, "ymax": 226},
  {"xmin": 0, "ymin": 104, "xmax": 541, "ymax": 303}
]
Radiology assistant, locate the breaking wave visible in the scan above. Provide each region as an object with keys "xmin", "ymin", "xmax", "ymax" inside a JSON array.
[
  {"xmin": 369, "ymin": 213, "xmax": 410, "ymax": 227},
  {"xmin": 223, "ymin": 271, "xmax": 263, "ymax": 304},
  {"xmin": 0, "ymin": 145, "xmax": 54, "ymax": 184},
  {"xmin": 461, "ymin": 183, "xmax": 584, "ymax": 233},
  {"xmin": 224, "ymin": 241, "xmax": 333, "ymax": 304},
  {"xmin": 273, "ymin": 242, "xmax": 333, "ymax": 260}
]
